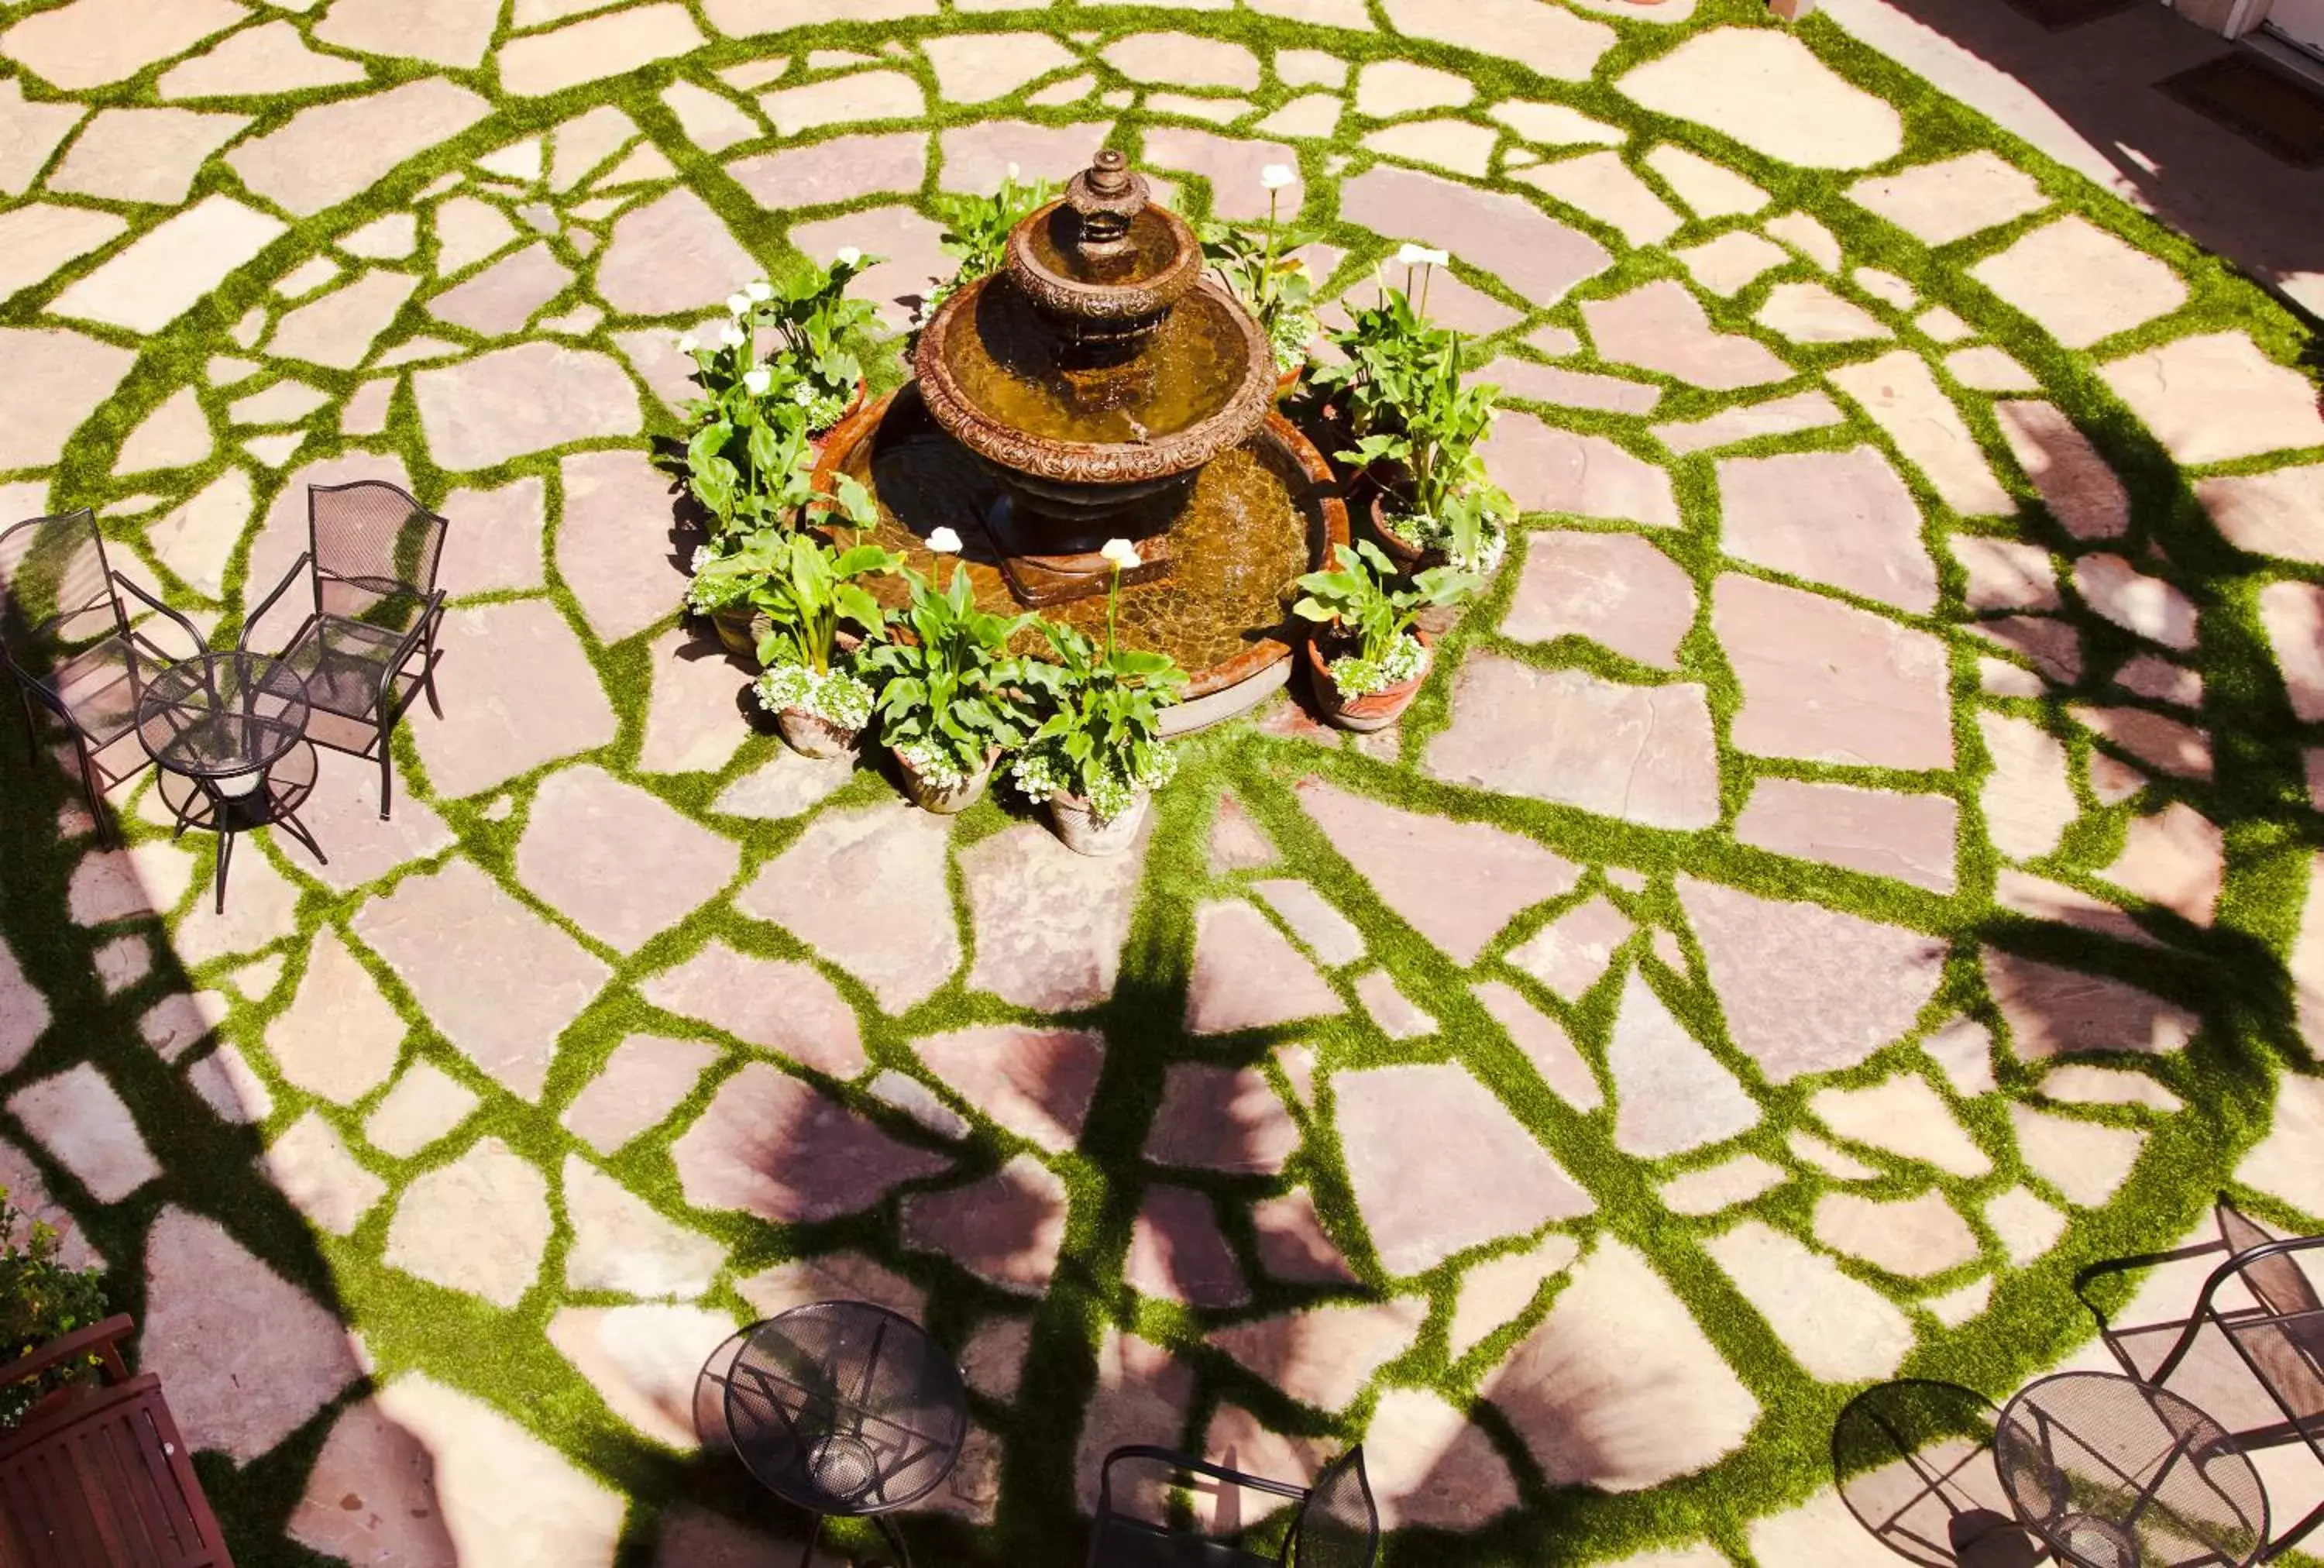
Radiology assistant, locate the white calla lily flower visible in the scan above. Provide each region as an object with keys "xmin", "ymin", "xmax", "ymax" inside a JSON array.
[
  {"xmin": 727, "ymin": 291, "xmax": 751, "ymax": 316},
  {"xmin": 835, "ymin": 246, "xmax": 862, "ymax": 266},
  {"xmin": 1260, "ymin": 163, "xmax": 1296, "ymax": 191},
  {"xmin": 1099, "ymin": 538, "xmax": 1142, "ymax": 571},
  {"xmin": 744, "ymin": 367, "xmax": 772, "ymax": 395},
  {"xmin": 675, "ymin": 332, "xmax": 699, "ymax": 353},
  {"xmin": 719, "ymin": 324, "xmax": 746, "ymax": 349},
  {"xmin": 1394, "ymin": 242, "xmax": 1431, "ymax": 266},
  {"xmin": 927, "ymin": 526, "xmax": 963, "ymax": 555},
  {"xmin": 746, "ymin": 279, "xmax": 773, "ymax": 302}
]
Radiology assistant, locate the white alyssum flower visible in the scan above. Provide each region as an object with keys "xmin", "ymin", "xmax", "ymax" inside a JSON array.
[
  {"xmin": 1098, "ymin": 538, "xmax": 1142, "ymax": 571},
  {"xmin": 726, "ymin": 291, "xmax": 751, "ymax": 316},
  {"xmin": 927, "ymin": 526, "xmax": 964, "ymax": 555},
  {"xmin": 675, "ymin": 332, "xmax": 699, "ymax": 353},
  {"xmin": 744, "ymin": 367, "xmax": 772, "ymax": 395},
  {"xmin": 835, "ymin": 246, "xmax": 861, "ymax": 266},
  {"xmin": 746, "ymin": 279, "xmax": 772, "ymax": 302},
  {"xmin": 1260, "ymin": 163, "xmax": 1296, "ymax": 191}
]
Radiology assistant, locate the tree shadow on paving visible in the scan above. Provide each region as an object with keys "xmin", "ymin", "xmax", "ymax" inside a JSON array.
[{"xmin": 1829, "ymin": 1380, "xmax": 2038, "ymax": 1567}]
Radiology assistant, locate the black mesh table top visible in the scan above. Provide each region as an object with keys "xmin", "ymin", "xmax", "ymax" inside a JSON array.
[
  {"xmin": 723, "ymin": 1302, "xmax": 968, "ymax": 1519},
  {"xmin": 1996, "ymin": 1372, "xmax": 2267, "ymax": 1568},
  {"xmin": 134, "ymin": 651, "xmax": 311, "ymax": 784}
]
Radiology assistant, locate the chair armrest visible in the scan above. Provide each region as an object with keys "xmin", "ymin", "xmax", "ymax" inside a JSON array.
[
  {"xmin": 0, "ymin": 1315, "xmax": 134, "ymax": 1391},
  {"xmin": 111, "ymin": 573, "xmax": 205, "ymax": 661},
  {"xmin": 1095, "ymin": 1443, "xmax": 1311, "ymax": 1519},
  {"xmin": 239, "ymin": 554, "xmax": 311, "ymax": 652}
]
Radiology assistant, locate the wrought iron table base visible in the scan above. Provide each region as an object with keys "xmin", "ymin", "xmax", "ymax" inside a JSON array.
[{"xmin": 153, "ymin": 741, "xmax": 328, "ymax": 912}]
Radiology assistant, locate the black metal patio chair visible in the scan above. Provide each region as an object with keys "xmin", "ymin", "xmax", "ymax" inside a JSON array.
[
  {"xmin": 1, "ymin": 508, "xmax": 202, "ymax": 842},
  {"xmin": 1087, "ymin": 1442, "xmax": 1377, "ymax": 1568},
  {"xmin": 239, "ymin": 480, "xmax": 447, "ymax": 820},
  {"xmin": 2077, "ymin": 1202, "xmax": 2324, "ymax": 1560}
]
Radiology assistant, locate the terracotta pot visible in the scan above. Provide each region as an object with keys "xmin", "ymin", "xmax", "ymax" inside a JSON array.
[
  {"xmin": 1305, "ymin": 628, "xmax": 1432, "ymax": 732},
  {"xmin": 1367, "ymin": 490, "xmax": 1442, "ymax": 575},
  {"xmin": 776, "ymin": 707, "xmax": 859, "ymax": 759},
  {"xmin": 808, "ymin": 380, "xmax": 869, "ymax": 449},
  {"xmin": 710, "ymin": 604, "xmax": 758, "ymax": 660},
  {"xmin": 1274, "ymin": 363, "xmax": 1304, "ymax": 401},
  {"xmin": 1047, "ymin": 788, "xmax": 1149, "ymax": 857},
  {"xmin": 895, "ymin": 745, "xmax": 998, "ymax": 814}
]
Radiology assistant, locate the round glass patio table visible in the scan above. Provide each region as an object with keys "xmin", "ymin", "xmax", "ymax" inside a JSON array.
[
  {"xmin": 721, "ymin": 1302, "xmax": 968, "ymax": 1568},
  {"xmin": 1994, "ymin": 1372, "xmax": 2267, "ymax": 1568},
  {"xmin": 134, "ymin": 650, "xmax": 328, "ymax": 912}
]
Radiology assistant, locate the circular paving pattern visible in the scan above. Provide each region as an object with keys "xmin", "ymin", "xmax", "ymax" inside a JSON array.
[{"xmin": 1, "ymin": 2, "xmax": 2322, "ymax": 1566}]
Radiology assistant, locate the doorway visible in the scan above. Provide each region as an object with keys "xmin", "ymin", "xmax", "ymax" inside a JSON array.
[{"xmin": 2265, "ymin": 0, "xmax": 2324, "ymax": 60}]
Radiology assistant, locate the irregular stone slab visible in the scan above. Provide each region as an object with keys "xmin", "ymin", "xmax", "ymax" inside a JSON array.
[
  {"xmin": 270, "ymin": 270, "xmax": 421, "ymax": 371},
  {"xmin": 2043, "ymin": 1064, "xmax": 2182, "ymax": 1112},
  {"xmin": 383, "ymin": 1137, "xmax": 552, "ymax": 1308},
  {"xmin": 563, "ymin": 1156, "xmax": 724, "ymax": 1299},
  {"xmin": 313, "ymin": 0, "xmax": 499, "ymax": 67},
  {"xmin": 263, "ymin": 927, "xmax": 407, "ymax": 1103},
  {"xmin": 1249, "ymin": 879, "xmax": 1363, "ymax": 968},
  {"xmin": 902, "ymin": 1154, "xmax": 1068, "ymax": 1295},
  {"xmin": 596, "ymin": 187, "xmax": 761, "ymax": 318},
  {"xmin": 499, "ymin": 3, "xmax": 703, "ymax": 95},
  {"xmin": 937, "ymin": 120, "xmax": 1104, "ymax": 198},
  {"xmin": 67, "ymin": 841, "xmax": 198, "ymax": 927},
  {"xmin": 713, "ymin": 751, "xmax": 858, "ymax": 820},
  {"xmin": 1425, "ymin": 657, "xmax": 1721, "ymax": 830},
  {"xmin": 1972, "ymin": 218, "xmax": 2185, "ymax": 351},
  {"xmin": 0, "ymin": 328, "xmax": 135, "ymax": 469},
  {"xmin": 409, "ymin": 597, "xmax": 621, "ymax": 798},
  {"xmin": 364, "ymin": 1061, "xmax": 479, "ymax": 1161},
  {"xmin": 1126, "ymin": 1185, "xmax": 1248, "ymax": 1308},
  {"xmin": 703, "ymin": 0, "xmax": 936, "ymax": 34},
  {"xmin": 1367, "ymin": 1387, "xmax": 1526, "ymax": 1530},
  {"xmin": 1294, "ymin": 779, "xmax": 1582, "ymax": 962},
  {"xmin": 1765, "ymin": 211, "xmax": 1843, "ymax": 271},
  {"xmin": 518, "ymin": 766, "xmax": 737, "ymax": 954},
  {"xmin": 674, "ymin": 1061, "xmax": 948, "ymax": 1222},
  {"xmin": 1507, "ymin": 896, "xmax": 1632, "ymax": 1000},
  {"xmin": 0, "ymin": 935, "xmax": 50, "ymax": 1075},
  {"xmin": 1183, "ymin": 899, "xmax": 1342, "ymax": 1034},
  {"xmin": 739, "ymin": 803, "xmax": 959, "ymax": 1014},
  {"xmin": 435, "ymin": 198, "xmax": 518, "ymax": 277},
  {"xmin": 368, "ymin": 1375, "xmax": 625, "ymax": 1564},
  {"xmin": 792, "ymin": 203, "xmax": 954, "ymax": 331},
  {"xmin": 1714, "ymin": 574, "xmax": 1953, "ymax": 771},
  {"xmin": 923, "ymin": 31, "xmax": 1078, "ymax": 102},
  {"xmin": 1339, "ymin": 163, "xmax": 1610, "ymax": 307},
  {"xmin": 736, "ymin": 1252, "xmax": 926, "ymax": 1328},
  {"xmin": 0, "ymin": 1135, "xmax": 98, "ymax": 1270},
  {"xmin": 2102, "ymin": 332, "xmax": 2324, "ymax": 466},
  {"xmin": 759, "ymin": 70, "xmax": 925, "ymax": 139},
  {"xmin": 1583, "ymin": 280, "xmax": 1789, "ymax": 390},
  {"xmin": 643, "ymin": 943, "xmax": 865, "ymax": 1078},
  {"xmin": 1516, "ymin": 152, "xmax": 1683, "ymax": 248},
  {"xmin": 563, "ymin": 1035, "xmax": 720, "ymax": 1157},
  {"xmin": 229, "ymin": 81, "xmax": 492, "ymax": 216},
  {"xmin": 414, "ymin": 342, "xmax": 641, "ymax": 470},
  {"xmin": 354, "ymin": 860, "xmax": 610, "ymax": 1101},
  {"xmin": 1755, "ymin": 282, "xmax": 1889, "ymax": 344},
  {"xmin": 1999, "ymin": 866, "xmax": 2162, "ymax": 948},
  {"xmin": 960, "ymin": 1315, "xmax": 1033, "ymax": 1408},
  {"xmin": 137, "ymin": 991, "xmax": 229, "ymax": 1064},
  {"xmin": 2072, "ymin": 553, "xmax": 2196, "ymax": 652},
  {"xmin": 2010, "ymin": 1103, "xmax": 2144, "ymax": 1207},
  {"xmin": 2199, "ymin": 464, "xmax": 2324, "ymax": 565},
  {"xmin": 114, "ymin": 386, "xmax": 210, "ymax": 475},
  {"xmin": 1448, "ymin": 1234, "xmax": 1580, "ymax": 1361},
  {"xmin": 1211, "ymin": 1296, "xmax": 1425, "ymax": 1413},
  {"xmin": 161, "ymin": 20, "xmax": 367, "ymax": 98},
  {"xmin": 1337, "ymin": 1064, "xmax": 1593, "ymax": 1277},
  {"xmin": 1707, "ymin": 1220, "xmax": 1913, "ymax": 1381},
  {"xmin": 2071, "ymin": 703, "xmax": 2211, "ymax": 781},
  {"xmin": 49, "ymin": 107, "xmax": 248, "ymax": 205},
  {"xmin": 2264, "ymin": 579, "xmax": 2324, "ymax": 724},
  {"xmin": 1976, "ymin": 710, "xmax": 2077, "ymax": 863},
  {"xmin": 1618, "ymin": 29, "xmax": 1901, "ymax": 167},
  {"xmin": 1719, "ymin": 445, "xmax": 1936, "ymax": 614},
  {"xmin": 1475, "ymin": 979, "xmax": 1602, "ymax": 1109},
  {"xmin": 1485, "ymin": 1240, "xmax": 1758, "ymax": 1490},
  {"xmin": 1643, "ymin": 143, "xmax": 1767, "ymax": 218},
  {"xmin": 0, "ymin": 0, "xmax": 243, "ymax": 90},
  {"xmin": 1100, "ymin": 32, "xmax": 1257, "ymax": 89},
  {"xmin": 143, "ymin": 1206, "xmax": 360, "ymax": 1463},
  {"xmin": 2103, "ymin": 802, "xmax": 2223, "ymax": 925},
  {"xmin": 1735, "ymin": 778, "xmax": 1957, "ymax": 894},
  {"xmin": 1674, "ymin": 230, "xmax": 1789, "ymax": 297},
  {"xmin": 2239, "ymin": 1071, "xmax": 2324, "ymax": 1215},
  {"xmin": 638, "ymin": 631, "xmax": 751, "ymax": 775},
  {"xmin": 960, "ymin": 820, "xmax": 1148, "ymax": 1011},
  {"xmin": 1661, "ymin": 1154, "xmax": 1785, "ymax": 1216},
  {"xmin": 289, "ymin": 748, "xmax": 458, "ymax": 896},
  {"xmin": 1143, "ymin": 1064, "xmax": 1298, "ymax": 1174},
  {"xmin": 1950, "ymin": 345, "xmax": 2037, "ymax": 392},
  {"xmin": 874, "ymin": 1071, "xmax": 967, "ymax": 1143},
  {"xmin": 6, "ymin": 1064, "xmax": 159, "ymax": 1204},
  {"xmin": 1681, "ymin": 877, "xmax": 1945, "ymax": 1082},
  {"xmin": 1606, "ymin": 969, "xmax": 1757, "ymax": 1157},
  {"xmin": 1354, "ymin": 969, "xmax": 1437, "ymax": 1039},
  {"xmin": 0, "ymin": 81, "xmax": 80, "ymax": 198},
  {"xmin": 1830, "ymin": 351, "xmax": 2011, "ymax": 517},
  {"xmin": 1971, "ymin": 617, "xmax": 2082, "ymax": 687},
  {"xmin": 1356, "ymin": 60, "xmax": 1473, "ymax": 115},
  {"xmin": 1848, "ymin": 152, "xmax": 2047, "ymax": 246},
  {"xmin": 731, "ymin": 130, "xmax": 929, "ymax": 210},
  {"xmin": 1952, "ymin": 535, "xmax": 2060, "ymax": 612},
  {"xmin": 1483, "ymin": 415, "xmax": 1676, "ymax": 528},
  {"xmin": 1380, "ymin": 0, "xmax": 1612, "ymax": 81},
  {"xmin": 427, "ymin": 242, "xmax": 572, "ymax": 339},
  {"xmin": 1811, "ymin": 1073, "xmax": 1988, "ymax": 1178},
  {"xmin": 1981, "ymin": 949, "xmax": 2195, "ymax": 1061},
  {"xmin": 1654, "ymin": 390, "xmax": 1844, "ymax": 456},
  {"xmin": 915, "ymin": 1025, "xmax": 1102, "ymax": 1154},
  {"xmin": 431, "ymin": 473, "xmax": 547, "ymax": 600},
  {"xmin": 1074, "ymin": 1329, "xmax": 1196, "ymax": 1511},
  {"xmin": 1486, "ymin": 357, "xmax": 1662, "ymax": 417},
  {"xmin": 547, "ymin": 1302, "xmax": 733, "ymax": 1453},
  {"xmin": 1253, "ymin": 1188, "xmax": 1356, "ymax": 1285},
  {"xmin": 263, "ymin": 1112, "xmax": 387, "ymax": 1236},
  {"xmin": 1817, "ymin": 1189, "xmax": 1978, "ymax": 1277}
]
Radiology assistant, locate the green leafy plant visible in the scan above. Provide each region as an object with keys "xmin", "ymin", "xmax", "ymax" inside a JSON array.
[
  {"xmin": 1294, "ymin": 539, "xmax": 1475, "ymax": 698},
  {"xmin": 919, "ymin": 167, "xmax": 1057, "ymax": 332},
  {"xmin": 1201, "ymin": 163, "xmax": 1319, "ymax": 375},
  {"xmin": 677, "ymin": 319, "xmax": 820, "ymax": 550},
  {"xmin": 1011, "ymin": 542, "xmax": 1188, "ymax": 824},
  {"xmin": 0, "ymin": 1188, "xmax": 105, "ymax": 1429},
  {"xmin": 861, "ymin": 533, "xmax": 1039, "ymax": 788},
  {"xmin": 738, "ymin": 501, "xmax": 901, "ymax": 727},
  {"xmin": 747, "ymin": 250, "xmax": 882, "ymax": 431}
]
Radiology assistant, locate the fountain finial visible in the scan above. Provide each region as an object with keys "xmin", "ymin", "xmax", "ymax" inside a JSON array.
[{"xmin": 1065, "ymin": 149, "xmax": 1148, "ymax": 270}]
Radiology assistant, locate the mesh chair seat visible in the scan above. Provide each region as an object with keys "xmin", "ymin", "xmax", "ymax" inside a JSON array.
[
  {"xmin": 1088, "ymin": 1519, "xmax": 1275, "ymax": 1568},
  {"xmin": 275, "ymin": 613, "xmax": 424, "ymax": 721},
  {"xmin": 40, "ymin": 635, "xmax": 148, "ymax": 742}
]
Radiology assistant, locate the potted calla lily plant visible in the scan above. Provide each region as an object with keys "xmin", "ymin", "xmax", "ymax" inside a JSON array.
[
  {"xmin": 1294, "ymin": 540, "xmax": 1475, "ymax": 731},
  {"xmin": 1010, "ymin": 538, "xmax": 1188, "ymax": 856},
  {"xmin": 861, "ymin": 528, "xmax": 1040, "ymax": 813},
  {"xmin": 1202, "ymin": 163, "xmax": 1321, "ymax": 394},
  {"xmin": 744, "ymin": 248, "xmax": 881, "ymax": 436},
  {"xmin": 737, "ymin": 476, "xmax": 901, "ymax": 757}
]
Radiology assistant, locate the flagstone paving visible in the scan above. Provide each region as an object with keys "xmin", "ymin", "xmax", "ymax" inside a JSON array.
[{"xmin": 0, "ymin": 2, "xmax": 2320, "ymax": 1566}]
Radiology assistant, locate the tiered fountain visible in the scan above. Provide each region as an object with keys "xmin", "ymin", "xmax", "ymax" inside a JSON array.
[{"xmin": 811, "ymin": 149, "xmax": 1346, "ymax": 731}]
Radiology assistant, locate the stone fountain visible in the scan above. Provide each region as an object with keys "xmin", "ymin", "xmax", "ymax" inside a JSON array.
[{"xmin": 811, "ymin": 148, "xmax": 1346, "ymax": 732}]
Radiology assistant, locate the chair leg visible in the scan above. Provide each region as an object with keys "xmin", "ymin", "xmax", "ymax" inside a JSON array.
[
  {"xmin": 75, "ymin": 736, "xmax": 115, "ymax": 849},
  {"xmin": 212, "ymin": 828, "xmax": 235, "ymax": 915},
  {"xmin": 421, "ymin": 619, "xmax": 445, "ymax": 720},
  {"xmin": 378, "ymin": 726, "xmax": 394, "ymax": 822}
]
